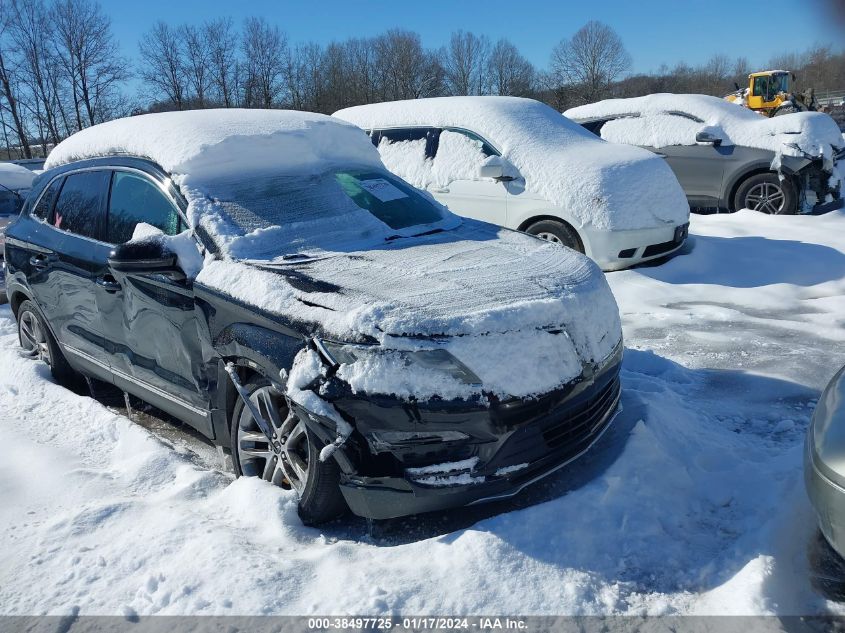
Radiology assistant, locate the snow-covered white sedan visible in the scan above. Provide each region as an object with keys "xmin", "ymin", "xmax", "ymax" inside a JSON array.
[
  {"xmin": 566, "ymin": 94, "xmax": 844, "ymax": 215},
  {"xmin": 335, "ymin": 97, "xmax": 691, "ymax": 271},
  {"xmin": 6, "ymin": 109, "xmax": 623, "ymax": 524}
]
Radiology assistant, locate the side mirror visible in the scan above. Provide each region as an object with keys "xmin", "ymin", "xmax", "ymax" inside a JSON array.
[
  {"xmin": 108, "ymin": 237, "xmax": 181, "ymax": 275},
  {"xmin": 695, "ymin": 130, "xmax": 723, "ymax": 146},
  {"xmin": 478, "ymin": 155, "xmax": 516, "ymax": 182}
]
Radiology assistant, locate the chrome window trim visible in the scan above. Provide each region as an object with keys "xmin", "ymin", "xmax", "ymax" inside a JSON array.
[
  {"xmin": 441, "ymin": 126, "xmax": 502, "ymax": 157},
  {"xmin": 370, "ymin": 124, "xmax": 503, "ymax": 157},
  {"xmin": 61, "ymin": 343, "xmax": 209, "ymax": 418},
  {"xmin": 29, "ymin": 164, "xmax": 194, "ymax": 248}
]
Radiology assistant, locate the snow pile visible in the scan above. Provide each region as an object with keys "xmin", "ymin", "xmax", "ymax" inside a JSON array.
[
  {"xmin": 565, "ymin": 94, "xmax": 845, "ymax": 161},
  {"xmin": 197, "ymin": 220, "xmax": 622, "ymax": 400},
  {"xmin": 0, "ymin": 162, "xmax": 36, "ymax": 191},
  {"xmin": 44, "ymin": 109, "xmax": 381, "ymax": 180},
  {"xmin": 129, "ymin": 223, "xmax": 205, "ymax": 279},
  {"xmin": 3, "ymin": 202, "xmax": 845, "ymax": 614},
  {"xmin": 335, "ymin": 97, "xmax": 690, "ymax": 231}
]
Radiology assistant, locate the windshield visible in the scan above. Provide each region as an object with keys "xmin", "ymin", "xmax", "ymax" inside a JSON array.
[{"xmin": 190, "ymin": 167, "xmax": 456, "ymax": 261}]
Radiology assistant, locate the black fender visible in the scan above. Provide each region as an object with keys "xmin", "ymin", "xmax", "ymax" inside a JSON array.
[{"xmin": 210, "ymin": 321, "xmax": 307, "ymax": 447}]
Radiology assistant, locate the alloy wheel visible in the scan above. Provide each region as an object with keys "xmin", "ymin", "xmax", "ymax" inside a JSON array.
[
  {"xmin": 535, "ymin": 231, "xmax": 563, "ymax": 244},
  {"xmin": 236, "ymin": 386, "xmax": 310, "ymax": 494},
  {"xmin": 745, "ymin": 182, "xmax": 787, "ymax": 214},
  {"xmin": 18, "ymin": 310, "xmax": 51, "ymax": 366}
]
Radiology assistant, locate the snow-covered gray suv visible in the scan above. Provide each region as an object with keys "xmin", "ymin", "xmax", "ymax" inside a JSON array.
[{"xmin": 567, "ymin": 94, "xmax": 844, "ymax": 215}]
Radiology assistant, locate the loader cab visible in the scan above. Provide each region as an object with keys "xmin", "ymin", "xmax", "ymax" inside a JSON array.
[{"xmin": 747, "ymin": 71, "xmax": 790, "ymax": 112}]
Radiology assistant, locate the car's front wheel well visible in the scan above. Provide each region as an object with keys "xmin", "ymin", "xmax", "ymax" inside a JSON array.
[
  {"xmin": 518, "ymin": 215, "xmax": 584, "ymax": 252},
  {"xmin": 728, "ymin": 169, "xmax": 798, "ymax": 212},
  {"xmin": 9, "ymin": 290, "xmax": 31, "ymax": 318}
]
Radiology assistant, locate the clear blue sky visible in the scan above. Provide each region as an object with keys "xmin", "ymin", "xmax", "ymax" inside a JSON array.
[{"xmin": 103, "ymin": 0, "xmax": 843, "ymax": 83}]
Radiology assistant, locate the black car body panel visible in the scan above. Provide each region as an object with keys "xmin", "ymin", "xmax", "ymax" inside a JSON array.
[{"xmin": 5, "ymin": 154, "xmax": 623, "ymax": 520}]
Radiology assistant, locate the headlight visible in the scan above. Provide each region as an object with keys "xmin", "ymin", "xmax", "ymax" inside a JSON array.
[{"xmin": 318, "ymin": 340, "xmax": 482, "ymax": 387}]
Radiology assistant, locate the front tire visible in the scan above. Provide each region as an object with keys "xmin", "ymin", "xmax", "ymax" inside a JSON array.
[
  {"xmin": 525, "ymin": 219, "xmax": 584, "ymax": 252},
  {"xmin": 16, "ymin": 299, "xmax": 80, "ymax": 387},
  {"xmin": 733, "ymin": 173, "xmax": 797, "ymax": 215},
  {"xmin": 230, "ymin": 377, "xmax": 348, "ymax": 525}
]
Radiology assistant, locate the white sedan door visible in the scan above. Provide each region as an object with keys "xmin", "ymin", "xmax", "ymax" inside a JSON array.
[{"xmin": 429, "ymin": 129, "xmax": 508, "ymax": 226}]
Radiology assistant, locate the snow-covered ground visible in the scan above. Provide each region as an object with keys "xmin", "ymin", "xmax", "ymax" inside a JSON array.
[{"xmin": 1, "ymin": 209, "xmax": 845, "ymax": 616}]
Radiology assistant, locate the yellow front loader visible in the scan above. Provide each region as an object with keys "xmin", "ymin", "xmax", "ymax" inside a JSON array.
[{"xmin": 725, "ymin": 70, "xmax": 817, "ymax": 117}]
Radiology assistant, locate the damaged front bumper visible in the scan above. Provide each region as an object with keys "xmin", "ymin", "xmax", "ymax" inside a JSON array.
[
  {"xmin": 293, "ymin": 343, "xmax": 623, "ymax": 520},
  {"xmin": 781, "ymin": 152, "xmax": 843, "ymax": 213}
]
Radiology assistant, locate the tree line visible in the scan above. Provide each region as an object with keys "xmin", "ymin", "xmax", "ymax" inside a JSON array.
[{"xmin": 1, "ymin": 0, "xmax": 843, "ymax": 159}]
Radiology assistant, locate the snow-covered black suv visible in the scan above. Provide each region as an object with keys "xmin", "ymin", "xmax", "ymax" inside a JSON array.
[{"xmin": 3, "ymin": 110, "xmax": 623, "ymax": 524}]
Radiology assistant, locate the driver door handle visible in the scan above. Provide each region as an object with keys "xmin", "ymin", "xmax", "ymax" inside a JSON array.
[
  {"xmin": 95, "ymin": 274, "xmax": 121, "ymax": 293},
  {"xmin": 431, "ymin": 187, "xmax": 450, "ymax": 193}
]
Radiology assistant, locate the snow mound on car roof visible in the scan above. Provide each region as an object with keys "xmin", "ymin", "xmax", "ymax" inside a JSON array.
[
  {"xmin": 0, "ymin": 162, "xmax": 36, "ymax": 191},
  {"xmin": 44, "ymin": 109, "xmax": 382, "ymax": 179},
  {"xmin": 335, "ymin": 96, "xmax": 689, "ymax": 231},
  {"xmin": 565, "ymin": 94, "xmax": 844, "ymax": 160}
]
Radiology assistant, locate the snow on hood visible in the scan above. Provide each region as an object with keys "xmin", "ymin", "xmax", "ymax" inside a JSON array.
[
  {"xmin": 565, "ymin": 94, "xmax": 845, "ymax": 161},
  {"xmin": 0, "ymin": 162, "xmax": 36, "ymax": 191},
  {"xmin": 44, "ymin": 109, "xmax": 382, "ymax": 180},
  {"xmin": 334, "ymin": 97, "xmax": 689, "ymax": 232},
  {"xmin": 196, "ymin": 220, "xmax": 622, "ymax": 399}
]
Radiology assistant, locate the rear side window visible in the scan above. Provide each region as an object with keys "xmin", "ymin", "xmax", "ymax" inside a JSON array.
[
  {"xmin": 106, "ymin": 172, "xmax": 181, "ymax": 244},
  {"xmin": 51, "ymin": 171, "xmax": 110, "ymax": 239},
  {"xmin": 32, "ymin": 177, "xmax": 64, "ymax": 221},
  {"xmin": 375, "ymin": 128, "xmax": 439, "ymax": 158}
]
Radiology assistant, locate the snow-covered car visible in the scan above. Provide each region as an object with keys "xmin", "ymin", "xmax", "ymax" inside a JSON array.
[
  {"xmin": 806, "ymin": 365, "xmax": 845, "ymax": 559},
  {"xmin": 0, "ymin": 162, "xmax": 36, "ymax": 303},
  {"xmin": 5, "ymin": 109, "xmax": 624, "ymax": 524},
  {"xmin": 334, "ymin": 97, "xmax": 690, "ymax": 272},
  {"xmin": 566, "ymin": 94, "xmax": 845, "ymax": 215}
]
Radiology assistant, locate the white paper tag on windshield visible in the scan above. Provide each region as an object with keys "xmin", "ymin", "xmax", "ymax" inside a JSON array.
[{"xmin": 358, "ymin": 178, "xmax": 408, "ymax": 202}]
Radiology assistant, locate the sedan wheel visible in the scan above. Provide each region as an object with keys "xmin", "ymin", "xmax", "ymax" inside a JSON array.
[
  {"xmin": 744, "ymin": 182, "xmax": 787, "ymax": 215},
  {"xmin": 535, "ymin": 231, "xmax": 563, "ymax": 244},
  {"xmin": 236, "ymin": 386, "xmax": 310, "ymax": 493}
]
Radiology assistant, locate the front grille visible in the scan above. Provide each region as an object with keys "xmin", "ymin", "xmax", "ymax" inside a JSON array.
[{"xmin": 484, "ymin": 374, "xmax": 621, "ymax": 474}]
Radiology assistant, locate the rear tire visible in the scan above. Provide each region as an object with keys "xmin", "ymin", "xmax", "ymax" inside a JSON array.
[
  {"xmin": 733, "ymin": 173, "xmax": 797, "ymax": 215},
  {"xmin": 230, "ymin": 377, "xmax": 348, "ymax": 526},
  {"xmin": 525, "ymin": 219, "xmax": 584, "ymax": 252},
  {"xmin": 16, "ymin": 299, "xmax": 80, "ymax": 387}
]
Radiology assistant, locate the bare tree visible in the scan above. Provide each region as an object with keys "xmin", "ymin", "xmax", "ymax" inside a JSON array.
[
  {"xmin": 181, "ymin": 23, "xmax": 210, "ymax": 107},
  {"xmin": 442, "ymin": 30, "xmax": 490, "ymax": 95},
  {"xmin": 138, "ymin": 21, "xmax": 186, "ymax": 109},
  {"xmin": 9, "ymin": 0, "xmax": 67, "ymax": 149},
  {"xmin": 52, "ymin": 0, "xmax": 128, "ymax": 129},
  {"xmin": 487, "ymin": 38, "xmax": 535, "ymax": 96},
  {"xmin": 0, "ymin": 0, "xmax": 31, "ymax": 157},
  {"xmin": 242, "ymin": 16, "xmax": 287, "ymax": 108},
  {"xmin": 205, "ymin": 17, "xmax": 238, "ymax": 107},
  {"xmin": 374, "ymin": 29, "xmax": 443, "ymax": 101},
  {"xmin": 549, "ymin": 20, "xmax": 631, "ymax": 104}
]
